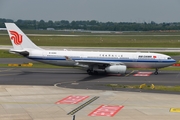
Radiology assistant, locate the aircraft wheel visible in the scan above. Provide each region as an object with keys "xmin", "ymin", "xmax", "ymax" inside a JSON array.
[
  {"xmin": 87, "ymin": 69, "xmax": 93, "ymax": 75},
  {"xmin": 154, "ymin": 71, "xmax": 158, "ymax": 75},
  {"xmin": 154, "ymin": 68, "xmax": 158, "ymax": 75},
  {"xmin": 94, "ymin": 71, "xmax": 98, "ymax": 75}
]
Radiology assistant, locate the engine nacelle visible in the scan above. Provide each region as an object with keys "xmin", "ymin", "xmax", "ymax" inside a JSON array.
[{"xmin": 105, "ymin": 65, "xmax": 127, "ymax": 74}]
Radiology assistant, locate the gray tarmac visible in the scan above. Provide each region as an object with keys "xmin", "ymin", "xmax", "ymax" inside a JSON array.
[
  {"xmin": 0, "ymin": 58, "xmax": 180, "ymax": 119},
  {"xmin": 0, "ymin": 85, "xmax": 180, "ymax": 120},
  {"xmin": 0, "ymin": 58, "xmax": 35, "ymax": 64},
  {"xmin": 0, "ymin": 57, "xmax": 180, "ymax": 93},
  {"xmin": 0, "ymin": 67, "xmax": 180, "ymax": 93}
]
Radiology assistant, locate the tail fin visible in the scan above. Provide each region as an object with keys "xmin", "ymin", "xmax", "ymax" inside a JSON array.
[{"xmin": 5, "ymin": 23, "xmax": 41, "ymax": 50}]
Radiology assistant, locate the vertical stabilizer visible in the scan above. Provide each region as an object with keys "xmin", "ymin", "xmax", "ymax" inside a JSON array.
[{"xmin": 5, "ymin": 23, "xmax": 41, "ymax": 50}]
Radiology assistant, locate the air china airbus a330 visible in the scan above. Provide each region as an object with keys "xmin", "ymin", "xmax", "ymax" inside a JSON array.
[{"xmin": 5, "ymin": 23, "xmax": 176, "ymax": 75}]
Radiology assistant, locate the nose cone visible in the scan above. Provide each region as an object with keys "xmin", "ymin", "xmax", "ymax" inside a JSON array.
[
  {"xmin": 166, "ymin": 56, "xmax": 176, "ymax": 66},
  {"xmin": 171, "ymin": 58, "xmax": 176, "ymax": 65},
  {"xmin": 173, "ymin": 58, "xmax": 176, "ymax": 62}
]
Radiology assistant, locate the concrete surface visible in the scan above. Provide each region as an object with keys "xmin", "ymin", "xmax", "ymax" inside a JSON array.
[{"xmin": 0, "ymin": 85, "xmax": 179, "ymax": 120}]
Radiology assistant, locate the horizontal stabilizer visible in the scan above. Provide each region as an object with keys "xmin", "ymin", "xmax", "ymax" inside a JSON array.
[{"xmin": 9, "ymin": 49, "xmax": 29, "ymax": 56}]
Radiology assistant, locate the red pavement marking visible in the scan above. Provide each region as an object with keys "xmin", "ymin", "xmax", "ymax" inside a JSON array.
[
  {"xmin": 173, "ymin": 63, "xmax": 180, "ymax": 66},
  {"xmin": 134, "ymin": 72, "xmax": 152, "ymax": 76},
  {"xmin": 88, "ymin": 105, "xmax": 124, "ymax": 117},
  {"xmin": 55, "ymin": 95, "xmax": 89, "ymax": 104}
]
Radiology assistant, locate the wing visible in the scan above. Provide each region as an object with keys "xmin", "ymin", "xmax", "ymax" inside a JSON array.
[
  {"xmin": 75, "ymin": 60, "xmax": 125, "ymax": 66},
  {"xmin": 64, "ymin": 56, "xmax": 125, "ymax": 68},
  {"xmin": 64, "ymin": 56, "xmax": 127, "ymax": 74}
]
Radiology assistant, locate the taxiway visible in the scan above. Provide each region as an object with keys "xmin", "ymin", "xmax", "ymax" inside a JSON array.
[{"xmin": 0, "ymin": 68, "xmax": 180, "ymax": 94}]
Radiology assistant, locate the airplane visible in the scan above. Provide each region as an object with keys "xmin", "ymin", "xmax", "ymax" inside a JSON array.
[{"xmin": 5, "ymin": 23, "xmax": 176, "ymax": 75}]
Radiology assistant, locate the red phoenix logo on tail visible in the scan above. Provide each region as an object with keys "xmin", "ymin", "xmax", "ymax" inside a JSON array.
[{"xmin": 9, "ymin": 31, "xmax": 22, "ymax": 45}]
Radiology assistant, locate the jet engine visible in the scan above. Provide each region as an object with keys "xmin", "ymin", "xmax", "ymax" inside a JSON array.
[{"xmin": 105, "ymin": 65, "xmax": 127, "ymax": 74}]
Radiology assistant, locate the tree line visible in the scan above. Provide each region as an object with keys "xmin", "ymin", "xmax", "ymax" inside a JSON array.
[{"xmin": 0, "ymin": 18, "xmax": 180, "ymax": 31}]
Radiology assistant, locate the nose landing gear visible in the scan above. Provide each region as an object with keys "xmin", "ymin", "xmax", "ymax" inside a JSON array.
[{"xmin": 154, "ymin": 68, "xmax": 158, "ymax": 75}]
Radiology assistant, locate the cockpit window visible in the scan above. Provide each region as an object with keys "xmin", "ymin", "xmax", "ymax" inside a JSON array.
[{"xmin": 167, "ymin": 57, "xmax": 172, "ymax": 59}]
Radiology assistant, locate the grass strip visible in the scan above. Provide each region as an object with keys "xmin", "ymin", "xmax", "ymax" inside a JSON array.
[
  {"xmin": 106, "ymin": 84, "xmax": 180, "ymax": 92},
  {"xmin": 0, "ymin": 63, "xmax": 75, "ymax": 68},
  {"xmin": 0, "ymin": 50, "xmax": 22, "ymax": 58},
  {"xmin": 1, "ymin": 34, "xmax": 180, "ymax": 47}
]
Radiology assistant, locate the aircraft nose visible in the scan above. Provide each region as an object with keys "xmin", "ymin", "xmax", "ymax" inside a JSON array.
[
  {"xmin": 173, "ymin": 59, "xmax": 176, "ymax": 63},
  {"xmin": 171, "ymin": 58, "xmax": 176, "ymax": 64}
]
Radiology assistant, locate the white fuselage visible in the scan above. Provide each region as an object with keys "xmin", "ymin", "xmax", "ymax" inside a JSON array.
[
  {"xmin": 5, "ymin": 23, "xmax": 176, "ymax": 75},
  {"xmin": 27, "ymin": 49, "xmax": 176, "ymax": 69}
]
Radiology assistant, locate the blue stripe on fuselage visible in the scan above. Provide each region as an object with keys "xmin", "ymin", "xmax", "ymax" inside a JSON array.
[{"xmin": 28, "ymin": 56, "xmax": 175, "ymax": 63}]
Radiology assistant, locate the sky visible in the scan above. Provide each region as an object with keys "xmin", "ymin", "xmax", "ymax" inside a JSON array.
[{"xmin": 0, "ymin": 0, "xmax": 180, "ymax": 23}]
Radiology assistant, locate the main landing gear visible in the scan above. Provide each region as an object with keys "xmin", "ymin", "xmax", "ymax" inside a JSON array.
[
  {"xmin": 87, "ymin": 69, "xmax": 98, "ymax": 75},
  {"xmin": 154, "ymin": 68, "xmax": 158, "ymax": 75},
  {"xmin": 87, "ymin": 69, "xmax": 92, "ymax": 75}
]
